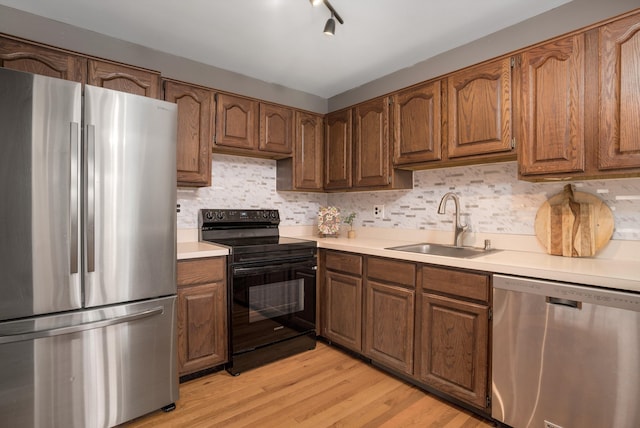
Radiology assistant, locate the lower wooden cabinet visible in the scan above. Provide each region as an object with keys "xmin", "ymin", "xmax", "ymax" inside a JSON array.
[
  {"xmin": 320, "ymin": 250, "xmax": 492, "ymax": 413},
  {"xmin": 415, "ymin": 266, "xmax": 490, "ymax": 410},
  {"xmin": 177, "ymin": 257, "xmax": 228, "ymax": 377},
  {"xmin": 322, "ymin": 251, "xmax": 363, "ymax": 352},
  {"xmin": 364, "ymin": 257, "xmax": 416, "ymax": 375}
]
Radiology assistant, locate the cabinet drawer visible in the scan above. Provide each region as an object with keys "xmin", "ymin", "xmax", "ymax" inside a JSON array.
[
  {"xmin": 420, "ymin": 266, "xmax": 489, "ymax": 303},
  {"xmin": 177, "ymin": 257, "xmax": 226, "ymax": 286},
  {"xmin": 325, "ymin": 251, "xmax": 362, "ymax": 276},
  {"xmin": 367, "ymin": 257, "xmax": 415, "ymax": 288}
]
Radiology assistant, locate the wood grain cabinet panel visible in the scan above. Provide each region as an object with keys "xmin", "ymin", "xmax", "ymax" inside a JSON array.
[
  {"xmin": 599, "ymin": 13, "xmax": 640, "ymax": 170},
  {"xmin": 518, "ymin": 34, "xmax": 586, "ymax": 176},
  {"xmin": 214, "ymin": 93, "xmax": 259, "ymax": 151},
  {"xmin": 0, "ymin": 36, "xmax": 86, "ymax": 82},
  {"xmin": 325, "ymin": 109, "xmax": 353, "ymax": 190},
  {"xmin": 277, "ymin": 111, "xmax": 324, "ymax": 191},
  {"xmin": 163, "ymin": 80, "xmax": 214, "ymax": 187},
  {"xmin": 322, "ymin": 251, "xmax": 363, "ymax": 352},
  {"xmin": 87, "ymin": 59, "xmax": 160, "ymax": 98},
  {"xmin": 259, "ymin": 102, "xmax": 293, "ymax": 154},
  {"xmin": 447, "ymin": 58, "xmax": 513, "ymax": 158},
  {"xmin": 177, "ymin": 257, "xmax": 227, "ymax": 377},
  {"xmin": 354, "ymin": 97, "xmax": 391, "ymax": 188},
  {"xmin": 364, "ymin": 257, "xmax": 416, "ymax": 375},
  {"xmin": 415, "ymin": 265, "xmax": 490, "ymax": 411},
  {"xmin": 417, "ymin": 292, "xmax": 489, "ymax": 409},
  {"xmin": 393, "ymin": 81, "xmax": 442, "ymax": 165}
]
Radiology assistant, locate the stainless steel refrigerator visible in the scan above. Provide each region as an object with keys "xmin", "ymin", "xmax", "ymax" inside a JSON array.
[{"xmin": 0, "ymin": 67, "xmax": 179, "ymax": 427}]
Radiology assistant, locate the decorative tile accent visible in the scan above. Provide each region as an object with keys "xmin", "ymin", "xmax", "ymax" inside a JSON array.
[{"xmin": 177, "ymin": 156, "xmax": 640, "ymax": 241}]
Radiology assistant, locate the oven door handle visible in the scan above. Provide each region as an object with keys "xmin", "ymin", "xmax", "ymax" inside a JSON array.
[{"xmin": 233, "ymin": 261, "xmax": 317, "ymax": 277}]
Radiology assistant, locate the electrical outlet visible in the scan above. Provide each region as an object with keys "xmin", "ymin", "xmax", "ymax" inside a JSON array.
[{"xmin": 373, "ymin": 205, "xmax": 384, "ymax": 219}]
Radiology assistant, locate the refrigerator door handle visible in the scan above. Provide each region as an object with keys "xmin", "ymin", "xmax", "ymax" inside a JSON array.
[
  {"xmin": 70, "ymin": 122, "xmax": 80, "ymax": 274},
  {"xmin": 0, "ymin": 306, "xmax": 164, "ymax": 345},
  {"xmin": 86, "ymin": 124, "xmax": 96, "ymax": 272}
]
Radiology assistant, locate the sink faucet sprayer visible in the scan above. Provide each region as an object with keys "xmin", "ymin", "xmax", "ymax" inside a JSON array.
[{"xmin": 437, "ymin": 192, "xmax": 468, "ymax": 247}]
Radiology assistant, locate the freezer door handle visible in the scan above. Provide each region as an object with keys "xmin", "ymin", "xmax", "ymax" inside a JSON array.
[
  {"xmin": 0, "ymin": 307, "xmax": 164, "ymax": 345},
  {"xmin": 70, "ymin": 122, "xmax": 79, "ymax": 274},
  {"xmin": 86, "ymin": 124, "xmax": 96, "ymax": 272}
]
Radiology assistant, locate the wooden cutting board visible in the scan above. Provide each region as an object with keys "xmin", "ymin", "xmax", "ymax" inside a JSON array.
[{"xmin": 534, "ymin": 184, "xmax": 614, "ymax": 257}]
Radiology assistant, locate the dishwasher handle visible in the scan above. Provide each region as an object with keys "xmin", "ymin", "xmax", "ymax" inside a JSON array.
[{"xmin": 546, "ymin": 296, "xmax": 582, "ymax": 309}]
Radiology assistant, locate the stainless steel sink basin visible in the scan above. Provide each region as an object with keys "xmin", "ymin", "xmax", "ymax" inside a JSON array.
[{"xmin": 385, "ymin": 243, "xmax": 498, "ymax": 259}]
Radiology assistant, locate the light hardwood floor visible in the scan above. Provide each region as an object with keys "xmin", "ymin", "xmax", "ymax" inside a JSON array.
[{"xmin": 124, "ymin": 342, "xmax": 495, "ymax": 428}]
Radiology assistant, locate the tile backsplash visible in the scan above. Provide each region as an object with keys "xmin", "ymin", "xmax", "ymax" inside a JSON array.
[{"xmin": 177, "ymin": 154, "xmax": 640, "ymax": 241}]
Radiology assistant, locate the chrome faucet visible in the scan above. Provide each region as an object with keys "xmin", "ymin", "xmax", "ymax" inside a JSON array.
[{"xmin": 437, "ymin": 192, "xmax": 468, "ymax": 247}]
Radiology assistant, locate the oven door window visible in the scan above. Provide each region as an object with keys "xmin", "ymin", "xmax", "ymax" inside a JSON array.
[{"xmin": 232, "ymin": 261, "xmax": 316, "ymax": 354}]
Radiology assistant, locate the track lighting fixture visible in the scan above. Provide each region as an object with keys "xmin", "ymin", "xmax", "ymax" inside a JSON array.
[
  {"xmin": 323, "ymin": 13, "xmax": 336, "ymax": 36},
  {"xmin": 310, "ymin": 0, "xmax": 343, "ymax": 36}
]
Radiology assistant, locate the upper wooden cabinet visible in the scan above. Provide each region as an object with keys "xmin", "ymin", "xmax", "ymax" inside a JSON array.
[
  {"xmin": 599, "ymin": 13, "xmax": 640, "ymax": 171},
  {"xmin": 354, "ymin": 97, "xmax": 392, "ymax": 188},
  {"xmin": 325, "ymin": 100, "xmax": 412, "ymax": 192},
  {"xmin": 214, "ymin": 93, "xmax": 293, "ymax": 159},
  {"xmin": 259, "ymin": 102, "xmax": 293, "ymax": 155},
  {"xmin": 0, "ymin": 36, "xmax": 86, "ymax": 82},
  {"xmin": 163, "ymin": 80, "xmax": 214, "ymax": 187},
  {"xmin": 87, "ymin": 59, "xmax": 160, "ymax": 98},
  {"xmin": 214, "ymin": 93, "xmax": 259, "ymax": 151},
  {"xmin": 277, "ymin": 111, "xmax": 324, "ymax": 191},
  {"xmin": 518, "ymin": 34, "xmax": 586, "ymax": 176},
  {"xmin": 447, "ymin": 57, "xmax": 514, "ymax": 159},
  {"xmin": 325, "ymin": 109, "xmax": 353, "ymax": 190},
  {"xmin": 392, "ymin": 80, "xmax": 443, "ymax": 165}
]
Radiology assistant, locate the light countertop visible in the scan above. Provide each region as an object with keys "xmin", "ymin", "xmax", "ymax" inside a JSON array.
[
  {"xmin": 177, "ymin": 241, "xmax": 228, "ymax": 260},
  {"xmin": 306, "ymin": 235, "xmax": 640, "ymax": 294},
  {"xmin": 176, "ymin": 228, "xmax": 639, "ymax": 293}
]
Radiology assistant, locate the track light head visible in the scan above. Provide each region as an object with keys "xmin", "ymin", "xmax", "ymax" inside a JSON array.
[
  {"xmin": 323, "ymin": 16, "xmax": 336, "ymax": 36},
  {"xmin": 309, "ymin": 0, "xmax": 323, "ymax": 6}
]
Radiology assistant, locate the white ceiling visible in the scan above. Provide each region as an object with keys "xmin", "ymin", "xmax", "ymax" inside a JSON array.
[{"xmin": 0, "ymin": 0, "xmax": 571, "ymax": 98}]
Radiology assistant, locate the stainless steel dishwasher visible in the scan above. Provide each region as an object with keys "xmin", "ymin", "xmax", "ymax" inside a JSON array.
[{"xmin": 492, "ymin": 274, "xmax": 640, "ymax": 428}]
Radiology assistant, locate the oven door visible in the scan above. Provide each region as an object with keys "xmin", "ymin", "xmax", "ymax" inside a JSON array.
[{"xmin": 231, "ymin": 258, "xmax": 316, "ymax": 356}]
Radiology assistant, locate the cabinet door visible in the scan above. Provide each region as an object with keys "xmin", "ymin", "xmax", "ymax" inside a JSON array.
[
  {"xmin": 0, "ymin": 36, "xmax": 86, "ymax": 82},
  {"xmin": 177, "ymin": 257, "xmax": 227, "ymax": 377},
  {"xmin": 323, "ymin": 270, "xmax": 362, "ymax": 352},
  {"xmin": 164, "ymin": 80, "xmax": 214, "ymax": 187},
  {"xmin": 364, "ymin": 281, "xmax": 414, "ymax": 374},
  {"xmin": 519, "ymin": 34, "xmax": 586, "ymax": 175},
  {"xmin": 87, "ymin": 59, "xmax": 160, "ymax": 98},
  {"xmin": 447, "ymin": 57, "xmax": 513, "ymax": 158},
  {"xmin": 417, "ymin": 292, "xmax": 489, "ymax": 410},
  {"xmin": 177, "ymin": 282, "xmax": 227, "ymax": 376},
  {"xmin": 294, "ymin": 111, "xmax": 324, "ymax": 189},
  {"xmin": 259, "ymin": 103, "xmax": 293, "ymax": 154},
  {"xmin": 354, "ymin": 97, "xmax": 390, "ymax": 188},
  {"xmin": 393, "ymin": 81, "xmax": 442, "ymax": 165},
  {"xmin": 325, "ymin": 109, "xmax": 353, "ymax": 190},
  {"xmin": 214, "ymin": 93, "xmax": 259, "ymax": 151},
  {"xmin": 599, "ymin": 13, "xmax": 640, "ymax": 170}
]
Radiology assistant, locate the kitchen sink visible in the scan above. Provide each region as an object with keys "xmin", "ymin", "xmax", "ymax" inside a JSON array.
[{"xmin": 385, "ymin": 242, "xmax": 499, "ymax": 259}]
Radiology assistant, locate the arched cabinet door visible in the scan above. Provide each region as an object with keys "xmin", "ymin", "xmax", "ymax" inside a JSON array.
[
  {"xmin": 0, "ymin": 36, "xmax": 86, "ymax": 82},
  {"xmin": 599, "ymin": 12, "xmax": 640, "ymax": 171},
  {"xmin": 518, "ymin": 34, "xmax": 586, "ymax": 176},
  {"xmin": 164, "ymin": 79, "xmax": 214, "ymax": 187},
  {"xmin": 88, "ymin": 59, "xmax": 160, "ymax": 99}
]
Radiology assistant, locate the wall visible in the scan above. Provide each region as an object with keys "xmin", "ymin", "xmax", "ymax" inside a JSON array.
[
  {"xmin": 329, "ymin": 0, "xmax": 640, "ymax": 110},
  {"xmin": 178, "ymin": 156, "xmax": 640, "ymax": 242}
]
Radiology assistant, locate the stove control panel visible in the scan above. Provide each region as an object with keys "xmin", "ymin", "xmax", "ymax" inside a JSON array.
[{"xmin": 199, "ymin": 209, "xmax": 280, "ymax": 225}]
